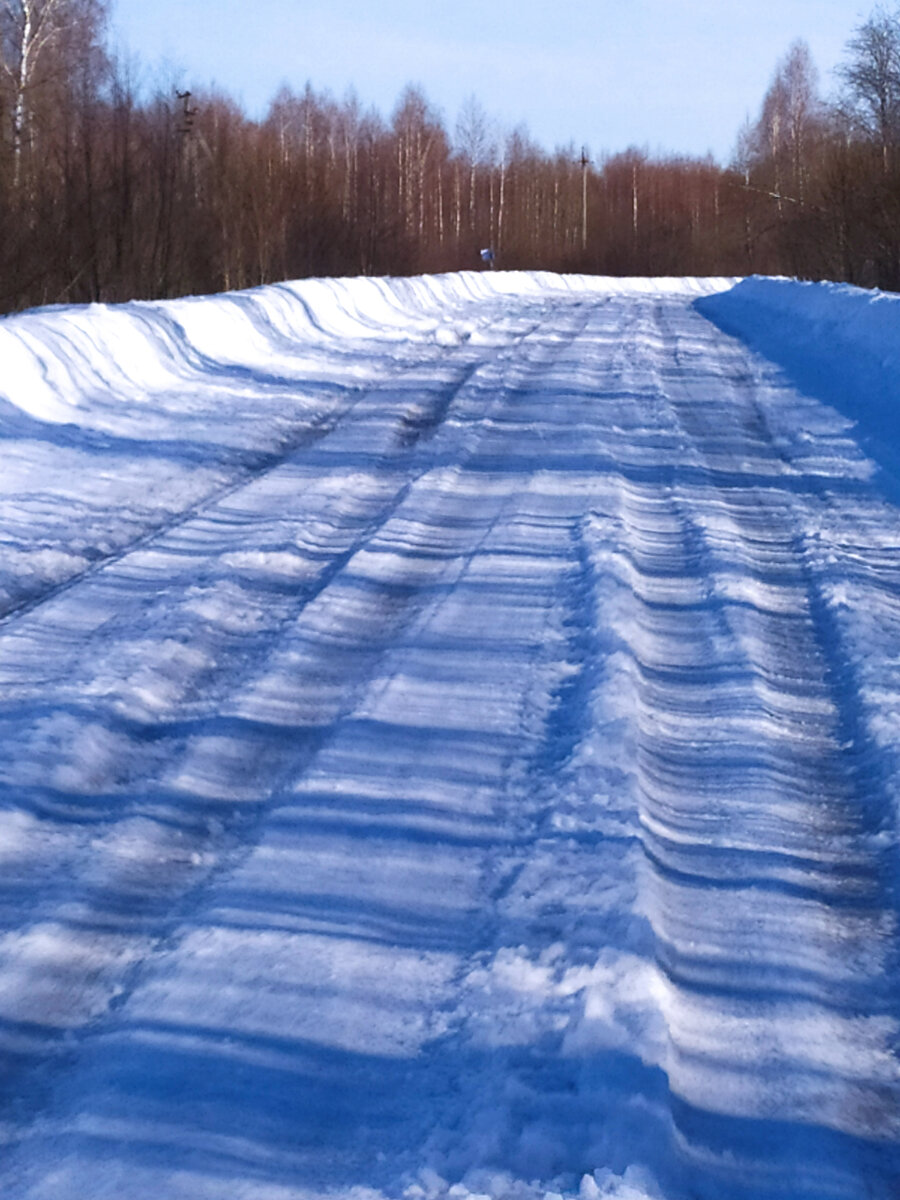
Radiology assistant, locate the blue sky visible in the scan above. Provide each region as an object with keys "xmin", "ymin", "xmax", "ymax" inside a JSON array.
[{"xmin": 110, "ymin": 0, "xmax": 869, "ymax": 163}]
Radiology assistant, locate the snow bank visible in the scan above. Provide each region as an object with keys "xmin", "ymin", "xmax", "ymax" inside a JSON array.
[
  {"xmin": 698, "ymin": 275, "xmax": 900, "ymax": 371},
  {"xmin": 697, "ymin": 277, "xmax": 900, "ymax": 490},
  {"xmin": 0, "ymin": 273, "xmax": 734, "ymax": 426}
]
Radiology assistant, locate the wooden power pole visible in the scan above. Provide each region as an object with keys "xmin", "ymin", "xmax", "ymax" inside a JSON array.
[{"xmin": 579, "ymin": 147, "xmax": 590, "ymax": 251}]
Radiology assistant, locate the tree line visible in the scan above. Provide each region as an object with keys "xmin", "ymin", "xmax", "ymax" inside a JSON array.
[{"xmin": 1, "ymin": 0, "xmax": 899, "ymax": 313}]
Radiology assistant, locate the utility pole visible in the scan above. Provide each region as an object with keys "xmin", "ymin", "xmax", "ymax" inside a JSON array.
[
  {"xmin": 176, "ymin": 89, "xmax": 198, "ymax": 139},
  {"xmin": 579, "ymin": 146, "xmax": 590, "ymax": 251},
  {"xmin": 175, "ymin": 89, "xmax": 201, "ymax": 196}
]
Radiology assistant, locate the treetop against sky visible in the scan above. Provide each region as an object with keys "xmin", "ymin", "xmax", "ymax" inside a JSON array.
[{"xmin": 111, "ymin": 0, "xmax": 860, "ymax": 162}]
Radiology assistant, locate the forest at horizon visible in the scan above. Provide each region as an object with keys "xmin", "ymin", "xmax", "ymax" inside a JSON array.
[{"xmin": 1, "ymin": 0, "xmax": 900, "ymax": 313}]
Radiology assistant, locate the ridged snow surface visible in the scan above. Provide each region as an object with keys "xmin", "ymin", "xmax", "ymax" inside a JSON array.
[{"xmin": 0, "ymin": 271, "xmax": 898, "ymax": 1200}]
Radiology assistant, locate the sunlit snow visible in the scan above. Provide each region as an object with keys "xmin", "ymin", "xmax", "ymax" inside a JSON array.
[{"xmin": 0, "ymin": 271, "xmax": 898, "ymax": 1200}]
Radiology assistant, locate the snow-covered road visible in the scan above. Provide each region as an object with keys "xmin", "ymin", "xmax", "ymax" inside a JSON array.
[{"xmin": 0, "ymin": 274, "xmax": 898, "ymax": 1200}]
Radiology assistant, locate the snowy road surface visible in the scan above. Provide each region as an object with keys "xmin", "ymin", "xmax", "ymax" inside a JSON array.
[{"xmin": 0, "ymin": 272, "xmax": 898, "ymax": 1199}]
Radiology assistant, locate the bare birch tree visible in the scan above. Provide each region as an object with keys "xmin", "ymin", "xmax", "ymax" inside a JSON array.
[{"xmin": 1, "ymin": 0, "xmax": 68, "ymax": 189}]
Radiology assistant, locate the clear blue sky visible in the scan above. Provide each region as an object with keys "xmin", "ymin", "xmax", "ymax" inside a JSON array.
[{"xmin": 109, "ymin": 0, "xmax": 870, "ymax": 163}]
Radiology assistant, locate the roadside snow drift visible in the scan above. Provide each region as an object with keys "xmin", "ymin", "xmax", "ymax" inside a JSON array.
[
  {"xmin": 698, "ymin": 276, "xmax": 900, "ymax": 488},
  {"xmin": 0, "ymin": 271, "xmax": 898, "ymax": 1200}
]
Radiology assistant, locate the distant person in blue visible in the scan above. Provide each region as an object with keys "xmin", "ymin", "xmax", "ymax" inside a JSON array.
[{"xmin": 480, "ymin": 248, "xmax": 495, "ymax": 269}]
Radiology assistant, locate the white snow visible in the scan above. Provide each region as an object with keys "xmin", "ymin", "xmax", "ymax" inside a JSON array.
[{"xmin": 0, "ymin": 271, "xmax": 898, "ymax": 1200}]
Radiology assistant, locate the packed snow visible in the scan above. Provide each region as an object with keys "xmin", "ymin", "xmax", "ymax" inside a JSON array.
[{"xmin": 0, "ymin": 270, "xmax": 898, "ymax": 1200}]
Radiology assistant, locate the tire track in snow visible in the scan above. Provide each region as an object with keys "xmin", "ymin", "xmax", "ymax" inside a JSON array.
[
  {"xmin": 0, "ymin": 301, "xmax": 594, "ymax": 1181},
  {"xmin": 401, "ymin": 295, "xmax": 900, "ymax": 1200},
  {"xmin": 399, "ymin": 299, "xmax": 681, "ymax": 1190},
  {"xmin": 0, "ymin": 304, "xmax": 529, "ymax": 634},
  {"xmin": 1, "ymin": 288, "xmax": 898, "ymax": 1200},
  {"xmin": 618, "ymin": 300, "xmax": 900, "ymax": 1198}
]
